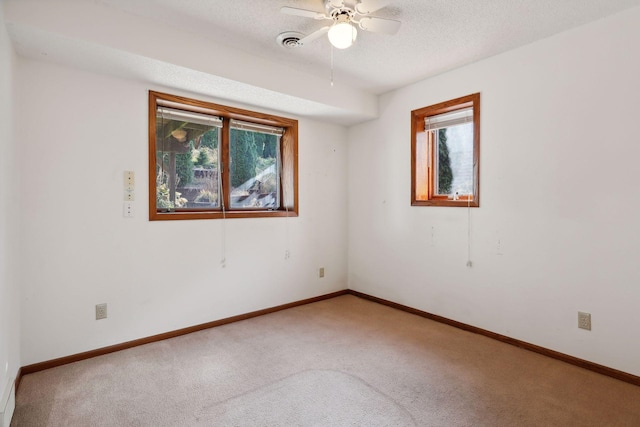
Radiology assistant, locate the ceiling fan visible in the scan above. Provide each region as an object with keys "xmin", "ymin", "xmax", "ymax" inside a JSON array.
[{"xmin": 280, "ymin": 0, "xmax": 401, "ymax": 49}]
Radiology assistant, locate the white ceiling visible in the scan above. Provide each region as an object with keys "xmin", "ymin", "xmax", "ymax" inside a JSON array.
[{"xmin": 5, "ymin": 0, "xmax": 640, "ymax": 125}]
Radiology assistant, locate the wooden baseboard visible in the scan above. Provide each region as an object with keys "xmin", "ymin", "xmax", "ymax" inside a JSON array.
[
  {"xmin": 18, "ymin": 290, "xmax": 349, "ymax": 386},
  {"xmin": 347, "ymin": 289, "xmax": 640, "ymax": 387},
  {"xmin": 17, "ymin": 288, "xmax": 639, "ymax": 392},
  {"xmin": 14, "ymin": 368, "xmax": 22, "ymax": 395}
]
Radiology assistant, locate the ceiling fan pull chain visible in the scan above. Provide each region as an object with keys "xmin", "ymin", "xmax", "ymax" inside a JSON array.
[{"xmin": 330, "ymin": 45, "xmax": 334, "ymax": 87}]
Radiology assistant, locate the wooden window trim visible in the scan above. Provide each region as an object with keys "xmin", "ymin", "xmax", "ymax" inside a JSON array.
[
  {"xmin": 411, "ymin": 93, "xmax": 480, "ymax": 207},
  {"xmin": 149, "ymin": 91, "xmax": 298, "ymax": 220}
]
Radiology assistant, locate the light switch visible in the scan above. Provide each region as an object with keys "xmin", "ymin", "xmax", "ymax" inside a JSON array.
[
  {"xmin": 123, "ymin": 171, "xmax": 135, "ymax": 203},
  {"xmin": 123, "ymin": 202, "xmax": 134, "ymax": 218},
  {"xmin": 124, "ymin": 171, "xmax": 135, "ymax": 189}
]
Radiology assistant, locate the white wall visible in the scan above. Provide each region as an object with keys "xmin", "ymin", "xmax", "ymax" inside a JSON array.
[
  {"xmin": 0, "ymin": 0, "xmax": 20, "ymax": 404},
  {"xmin": 17, "ymin": 59, "xmax": 348, "ymax": 365},
  {"xmin": 10, "ymin": 1, "xmax": 640, "ymax": 379},
  {"xmin": 348, "ymin": 6, "xmax": 640, "ymax": 376}
]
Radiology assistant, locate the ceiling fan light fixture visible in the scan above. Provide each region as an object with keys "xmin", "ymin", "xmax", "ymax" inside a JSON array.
[{"xmin": 328, "ymin": 20, "xmax": 357, "ymax": 49}]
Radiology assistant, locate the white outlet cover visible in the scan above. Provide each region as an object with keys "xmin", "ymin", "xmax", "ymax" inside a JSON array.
[
  {"xmin": 96, "ymin": 303, "xmax": 108, "ymax": 320},
  {"xmin": 578, "ymin": 312, "xmax": 591, "ymax": 330}
]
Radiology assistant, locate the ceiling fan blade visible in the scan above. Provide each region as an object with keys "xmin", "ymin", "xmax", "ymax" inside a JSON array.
[
  {"xmin": 328, "ymin": 0, "xmax": 345, "ymax": 8},
  {"xmin": 358, "ymin": 16, "xmax": 401, "ymax": 35},
  {"xmin": 297, "ymin": 26, "xmax": 330, "ymax": 46},
  {"xmin": 280, "ymin": 6, "xmax": 326, "ymax": 20},
  {"xmin": 355, "ymin": 0, "xmax": 391, "ymax": 15}
]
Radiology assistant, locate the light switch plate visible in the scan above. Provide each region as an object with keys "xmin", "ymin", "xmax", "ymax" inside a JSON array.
[
  {"xmin": 123, "ymin": 171, "xmax": 135, "ymax": 202},
  {"xmin": 123, "ymin": 202, "xmax": 134, "ymax": 218},
  {"xmin": 124, "ymin": 171, "xmax": 135, "ymax": 188}
]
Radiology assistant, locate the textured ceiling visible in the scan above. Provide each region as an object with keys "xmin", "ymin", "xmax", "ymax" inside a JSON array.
[
  {"xmin": 93, "ymin": 0, "xmax": 640, "ymax": 94},
  {"xmin": 5, "ymin": 0, "xmax": 640, "ymax": 124}
]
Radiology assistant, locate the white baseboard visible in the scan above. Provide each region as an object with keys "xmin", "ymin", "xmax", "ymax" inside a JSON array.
[{"xmin": 0, "ymin": 377, "xmax": 15, "ymax": 427}]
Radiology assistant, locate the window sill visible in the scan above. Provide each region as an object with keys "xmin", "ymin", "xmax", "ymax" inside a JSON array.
[
  {"xmin": 150, "ymin": 209, "xmax": 299, "ymax": 221},
  {"xmin": 411, "ymin": 199, "xmax": 479, "ymax": 208}
]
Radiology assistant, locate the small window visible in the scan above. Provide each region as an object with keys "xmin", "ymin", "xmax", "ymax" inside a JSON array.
[
  {"xmin": 149, "ymin": 91, "xmax": 298, "ymax": 220},
  {"xmin": 411, "ymin": 93, "xmax": 480, "ymax": 207}
]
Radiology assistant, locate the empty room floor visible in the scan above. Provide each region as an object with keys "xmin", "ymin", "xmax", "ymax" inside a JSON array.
[{"xmin": 12, "ymin": 295, "xmax": 640, "ymax": 426}]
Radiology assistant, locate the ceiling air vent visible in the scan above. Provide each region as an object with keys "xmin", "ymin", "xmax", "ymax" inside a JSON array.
[{"xmin": 276, "ymin": 32, "xmax": 305, "ymax": 49}]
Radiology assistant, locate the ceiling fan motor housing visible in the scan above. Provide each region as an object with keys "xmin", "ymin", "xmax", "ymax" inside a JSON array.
[
  {"xmin": 331, "ymin": 9, "xmax": 354, "ymax": 23},
  {"xmin": 326, "ymin": 0, "xmax": 357, "ymax": 20}
]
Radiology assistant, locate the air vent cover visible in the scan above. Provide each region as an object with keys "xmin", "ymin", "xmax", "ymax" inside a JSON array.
[{"xmin": 276, "ymin": 32, "xmax": 305, "ymax": 49}]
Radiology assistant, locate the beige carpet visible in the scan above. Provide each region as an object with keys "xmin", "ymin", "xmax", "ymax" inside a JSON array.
[{"xmin": 12, "ymin": 295, "xmax": 640, "ymax": 426}]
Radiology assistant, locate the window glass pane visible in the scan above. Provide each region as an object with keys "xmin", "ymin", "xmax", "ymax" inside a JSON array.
[
  {"xmin": 435, "ymin": 122, "xmax": 474, "ymax": 196},
  {"xmin": 229, "ymin": 128, "xmax": 280, "ymax": 209},
  {"xmin": 156, "ymin": 110, "xmax": 220, "ymax": 210},
  {"xmin": 414, "ymin": 130, "xmax": 429, "ymax": 201}
]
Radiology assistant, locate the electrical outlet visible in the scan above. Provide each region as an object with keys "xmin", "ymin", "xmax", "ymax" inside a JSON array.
[
  {"xmin": 96, "ymin": 303, "xmax": 108, "ymax": 320},
  {"xmin": 124, "ymin": 191, "xmax": 135, "ymax": 201},
  {"xmin": 319, "ymin": 267, "xmax": 325, "ymax": 278},
  {"xmin": 578, "ymin": 311, "xmax": 591, "ymax": 330}
]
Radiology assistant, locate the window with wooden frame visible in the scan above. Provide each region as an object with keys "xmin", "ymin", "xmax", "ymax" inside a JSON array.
[
  {"xmin": 149, "ymin": 91, "xmax": 298, "ymax": 220},
  {"xmin": 411, "ymin": 93, "xmax": 480, "ymax": 207}
]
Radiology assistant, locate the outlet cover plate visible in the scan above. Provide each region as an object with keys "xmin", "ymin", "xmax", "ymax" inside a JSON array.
[
  {"xmin": 96, "ymin": 303, "xmax": 107, "ymax": 320},
  {"xmin": 578, "ymin": 311, "xmax": 591, "ymax": 330}
]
